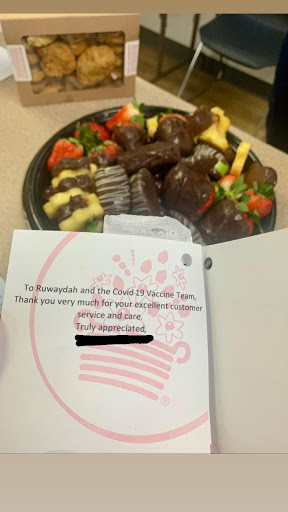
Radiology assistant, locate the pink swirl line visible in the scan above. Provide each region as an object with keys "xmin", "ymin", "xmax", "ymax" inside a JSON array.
[
  {"xmin": 80, "ymin": 364, "xmax": 164, "ymax": 390},
  {"xmin": 152, "ymin": 340, "xmax": 191, "ymax": 364},
  {"xmin": 79, "ymin": 374, "xmax": 158, "ymax": 401},
  {"xmin": 129, "ymin": 343, "xmax": 173, "ymax": 362},
  {"xmin": 80, "ymin": 354, "xmax": 170, "ymax": 379},
  {"xmin": 87, "ymin": 345, "xmax": 172, "ymax": 371}
]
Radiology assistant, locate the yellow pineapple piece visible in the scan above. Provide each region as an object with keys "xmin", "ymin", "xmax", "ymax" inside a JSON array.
[
  {"xmin": 51, "ymin": 169, "xmax": 91, "ymax": 188},
  {"xmin": 211, "ymin": 106, "xmax": 231, "ymax": 135},
  {"xmin": 146, "ymin": 115, "xmax": 158, "ymax": 138},
  {"xmin": 43, "ymin": 188, "xmax": 88, "ymax": 219},
  {"xmin": 230, "ymin": 142, "xmax": 251, "ymax": 177},
  {"xmin": 199, "ymin": 123, "xmax": 229, "ymax": 151},
  {"xmin": 211, "ymin": 106, "xmax": 225, "ymax": 119},
  {"xmin": 59, "ymin": 194, "xmax": 103, "ymax": 232}
]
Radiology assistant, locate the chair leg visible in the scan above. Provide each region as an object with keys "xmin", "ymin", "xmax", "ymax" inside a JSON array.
[
  {"xmin": 254, "ymin": 108, "xmax": 268, "ymax": 137},
  {"xmin": 177, "ymin": 41, "xmax": 204, "ymax": 98}
]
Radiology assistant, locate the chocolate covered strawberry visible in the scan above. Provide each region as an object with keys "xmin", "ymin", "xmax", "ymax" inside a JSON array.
[
  {"xmin": 47, "ymin": 138, "xmax": 84, "ymax": 171},
  {"xmin": 89, "ymin": 140, "xmax": 121, "ymax": 167},
  {"xmin": 163, "ymin": 162, "xmax": 215, "ymax": 222},
  {"xmin": 105, "ymin": 103, "xmax": 145, "ymax": 132}
]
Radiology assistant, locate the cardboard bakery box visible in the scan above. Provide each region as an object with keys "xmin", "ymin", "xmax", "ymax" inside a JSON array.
[{"xmin": 1, "ymin": 14, "xmax": 140, "ymax": 106}]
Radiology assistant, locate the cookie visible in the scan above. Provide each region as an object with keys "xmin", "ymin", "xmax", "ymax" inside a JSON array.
[
  {"xmin": 42, "ymin": 78, "xmax": 64, "ymax": 94},
  {"xmin": 109, "ymin": 44, "xmax": 124, "ymax": 55},
  {"xmin": 60, "ymin": 34, "xmax": 86, "ymax": 44},
  {"xmin": 26, "ymin": 50, "xmax": 40, "ymax": 66},
  {"xmin": 94, "ymin": 165, "xmax": 130, "ymax": 215},
  {"xmin": 110, "ymin": 67, "xmax": 123, "ymax": 81},
  {"xmin": 76, "ymin": 45, "xmax": 116, "ymax": 85},
  {"xmin": 31, "ymin": 80, "xmax": 46, "ymax": 94},
  {"xmin": 97, "ymin": 32, "xmax": 124, "ymax": 45},
  {"xmin": 38, "ymin": 41, "xmax": 76, "ymax": 77},
  {"xmin": 27, "ymin": 35, "xmax": 57, "ymax": 47},
  {"xmin": 65, "ymin": 73, "xmax": 87, "ymax": 90},
  {"xmin": 114, "ymin": 54, "xmax": 124, "ymax": 67},
  {"xmin": 68, "ymin": 39, "xmax": 88, "ymax": 57},
  {"xmin": 31, "ymin": 65, "xmax": 45, "ymax": 83},
  {"xmin": 131, "ymin": 168, "xmax": 161, "ymax": 216}
]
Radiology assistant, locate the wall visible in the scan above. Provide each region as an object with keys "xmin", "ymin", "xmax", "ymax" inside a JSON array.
[{"xmin": 140, "ymin": 14, "xmax": 275, "ymax": 85}]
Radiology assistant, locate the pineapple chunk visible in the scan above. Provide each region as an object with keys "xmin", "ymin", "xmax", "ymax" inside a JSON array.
[
  {"xmin": 59, "ymin": 194, "xmax": 103, "ymax": 232},
  {"xmin": 199, "ymin": 123, "xmax": 229, "ymax": 151},
  {"xmin": 43, "ymin": 188, "xmax": 88, "ymax": 219},
  {"xmin": 230, "ymin": 142, "xmax": 251, "ymax": 177},
  {"xmin": 211, "ymin": 106, "xmax": 231, "ymax": 135},
  {"xmin": 51, "ymin": 169, "xmax": 91, "ymax": 188},
  {"xmin": 211, "ymin": 106, "xmax": 225, "ymax": 119},
  {"xmin": 146, "ymin": 115, "xmax": 158, "ymax": 138}
]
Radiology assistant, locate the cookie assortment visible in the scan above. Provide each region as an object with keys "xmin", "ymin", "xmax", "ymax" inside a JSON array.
[
  {"xmin": 41, "ymin": 103, "xmax": 277, "ymax": 244},
  {"xmin": 22, "ymin": 31, "xmax": 125, "ymax": 95}
]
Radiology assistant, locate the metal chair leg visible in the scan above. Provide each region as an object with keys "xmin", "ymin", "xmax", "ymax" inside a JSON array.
[
  {"xmin": 177, "ymin": 41, "xmax": 204, "ymax": 98},
  {"xmin": 254, "ymin": 107, "xmax": 268, "ymax": 137}
]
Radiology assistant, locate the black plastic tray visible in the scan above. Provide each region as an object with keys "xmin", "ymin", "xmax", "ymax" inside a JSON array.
[{"xmin": 22, "ymin": 105, "xmax": 276, "ymax": 234}]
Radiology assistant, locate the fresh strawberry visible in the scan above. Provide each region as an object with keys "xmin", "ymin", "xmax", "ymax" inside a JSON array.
[
  {"xmin": 256, "ymin": 197, "xmax": 273, "ymax": 219},
  {"xmin": 47, "ymin": 138, "xmax": 84, "ymax": 171},
  {"xmin": 214, "ymin": 174, "xmax": 248, "ymax": 204},
  {"xmin": 244, "ymin": 190, "xmax": 261, "ymax": 211},
  {"xmin": 89, "ymin": 140, "xmax": 119, "ymax": 164},
  {"xmin": 158, "ymin": 113, "xmax": 187, "ymax": 124},
  {"xmin": 218, "ymin": 174, "xmax": 237, "ymax": 192},
  {"xmin": 111, "ymin": 121, "xmax": 142, "ymax": 141},
  {"xmin": 74, "ymin": 121, "xmax": 110, "ymax": 141},
  {"xmin": 243, "ymin": 213, "xmax": 254, "ymax": 234},
  {"xmin": 243, "ymin": 186, "xmax": 273, "ymax": 219},
  {"xmin": 105, "ymin": 103, "xmax": 145, "ymax": 132}
]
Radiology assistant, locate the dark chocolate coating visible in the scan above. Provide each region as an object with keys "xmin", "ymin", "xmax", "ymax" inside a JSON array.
[
  {"xmin": 163, "ymin": 162, "xmax": 214, "ymax": 220},
  {"xmin": 157, "ymin": 116, "xmax": 194, "ymax": 156},
  {"xmin": 223, "ymin": 146, "xmax": 236, "ymax": 165},
  {"xmin": 153, "ymin": 171, "xmax": 165, "ymax": 197},
  {"xmin": 113, "ymin": 125, "xmax": 146, "ymax": 151},
  {"xmin": 186, "ymin": 105, "xmax": 219, "ymax": 138},
  {"xmin": 90, "ymin": 146, "xmax": 123, "ymax": 168},
  {"xmin": 94, "ymin": 165, "xmax": 130, "ymax": 215},
  {"xmin": 56, "ymin": 195, "xmax": 88, "ymax": 223},
  {"xmin": 42, "ymin": 174, "xmax": 92, "ymax": 201},
  {"xmin": 117, "ymin": 141, "xmax": 181, "ymax": 175},
  {"xmin": 169, "ymin": 211, "xmax": 206, "ymax": 245},
  {"xmin": 244, "ymin": 163, "xmax": 277, "ymax": 188},
  {"xmin": 183, "ymin": 143, "xmax": 228, "ymax": 180},
  {"xmin": 198, "ymin": 198, "xmax": 251, "ymax": 244},
  {"xmin": 131, "ymin": 168, "xmax": 162, "ymax": 216},
  {"xmin": 51, "ymin": 157, "xmax": 90, "ymax": 177}
]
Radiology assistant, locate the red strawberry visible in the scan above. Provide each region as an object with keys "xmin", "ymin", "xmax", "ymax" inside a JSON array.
[
  {"xmin": 244, "ymin": 190, "xmax": 273, "ymax": 219},
  {"xmin": 159, "ymin": 113, "xmax": 187, "ymax": 124},
  {"xmin": 89, "ymin": 140, "xmax": 120, "ymax": 164},
  {"xmin": 47, "ymin": 138, "xmax": 84, "ymax": 171},
  {"xmin": 105, "ymin": 103, "xmax": 145, "ymax": 132},
  {"xmin": 74, "ymin": 121, "xmax": 110, "ymax": 141},
  {"xmin": 218, "ymin": 174, "xmax": 237, "ymax": 192},
  {"xmin": 191, "ymin": 191, "xmax": 215, "ymax": 222},
  {"xmin": 243, "ymin": 213, "xmax": 254, "ymax": 234}
]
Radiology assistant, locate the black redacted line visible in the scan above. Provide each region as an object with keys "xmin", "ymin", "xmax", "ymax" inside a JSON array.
[{"xmin": 75, "ymin": 335, "xmax": 154, "ymax": 346}]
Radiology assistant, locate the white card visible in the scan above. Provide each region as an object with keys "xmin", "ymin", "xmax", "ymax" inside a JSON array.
[{"xmin": 0, "ymin": 230, "xmax": 211, "ymax": 453}]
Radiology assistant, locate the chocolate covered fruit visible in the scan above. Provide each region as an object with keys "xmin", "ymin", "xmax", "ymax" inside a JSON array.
[
  {"xmin": 163, "ymin": 162, "xmax": 215, "ymax": 221},
  {"xmin": 198, "ymin": 198, "xmax": 252, "ymax": 244},
  {"xmin": 244, "ymin": 163, "xmax": 277, "ymax": 188}
]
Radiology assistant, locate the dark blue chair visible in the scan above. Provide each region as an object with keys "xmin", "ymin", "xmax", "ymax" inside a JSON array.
[{"xmin": 177, "ymin": 15, "xmax": 288, "ymax": 134}]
